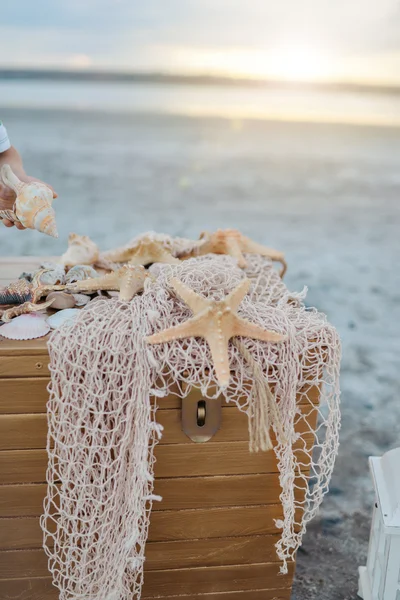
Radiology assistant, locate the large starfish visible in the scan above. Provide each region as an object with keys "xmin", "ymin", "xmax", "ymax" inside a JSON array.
[
  {"xmin": 146, "ymin": 277, "xmax": 285, "ymax": 387},
  {"xmin": 193, "ymin": 229, "xmax": 287, "ymax": 276}
]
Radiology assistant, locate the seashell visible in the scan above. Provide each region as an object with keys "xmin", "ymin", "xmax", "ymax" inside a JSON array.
[
  {"xmin": 0, "ymin": 164, "xmax": 58, "ymax": 238},
  {"xmin": 0, "ymin": 279, "xmax": 33, "ymax": 305},
  {"xmin": 61, "ymin": 233, "xmax": 99, "ymax": 268},
  {"xmin": 33, "ymin": 263, "xmax": 66, "ymax": 286},
  {"xmin": 67, "ymin": 264, "xmax": 148, "ymax": 301},
  {"xmin": 65, "ymin": 265, "xmax": 98, "ymax": 284},
  {"xmin": 72, "ymin": 293, "xmax": 91, "ymax": 306},
  {"xmin": 46, "ymin": 291, "xmax": 76, "ymax": 310},
  {"xmin": 47, "ymin": 308, "xmax": 80, "ymax": 329},
  {"xmin": 1, "ymin": 298, "xmax": 55, "ymax": 323},
  {"xmin": 0, "ymin": 313, "xmax": 50, "ymax": 339},
  {"xmin": 18, "ymin": 272, "xmax": 33, "ymax": 282}
]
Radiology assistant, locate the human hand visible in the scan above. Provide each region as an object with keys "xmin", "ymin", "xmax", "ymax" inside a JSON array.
[{"xmin": 0, "ymin": 147, "xmax": 57, "ymax": 230}]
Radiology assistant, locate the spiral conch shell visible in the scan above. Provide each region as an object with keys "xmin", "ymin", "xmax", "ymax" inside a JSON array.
[
  {"xmin": 61, "ymin": 233, "xmax": 99, "ymax": 268},
  {"xmin": 0, "ymin": 164, "xmax": 58, "ymax": 238}
]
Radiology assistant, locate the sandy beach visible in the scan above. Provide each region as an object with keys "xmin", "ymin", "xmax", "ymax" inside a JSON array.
[{"xmin": 1, "ymin": 105, "xmax": 399, "ymax": 599}]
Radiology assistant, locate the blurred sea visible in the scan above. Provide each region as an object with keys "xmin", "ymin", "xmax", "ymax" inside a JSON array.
[{"xmin": 0, "ymin": 79, "xmax": 400, "ymax": 599}]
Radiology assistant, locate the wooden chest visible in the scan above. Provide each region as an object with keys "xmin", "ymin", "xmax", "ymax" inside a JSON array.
[{"xmin": 0, "ymin": 258, "xmax": 318, "ymax": 600}]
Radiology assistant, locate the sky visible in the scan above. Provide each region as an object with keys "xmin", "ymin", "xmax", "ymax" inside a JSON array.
[{"xmin": 1, "ymin": 0, "xmax": 400, "ymax": 85}]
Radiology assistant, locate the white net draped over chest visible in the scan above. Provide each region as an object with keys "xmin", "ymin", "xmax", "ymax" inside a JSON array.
[{"xmin": 41, "ymin": 253, "xmax": 341, "ymax": 600}]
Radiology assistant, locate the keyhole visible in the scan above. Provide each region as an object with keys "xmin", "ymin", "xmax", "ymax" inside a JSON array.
[{"xmin": 197, "ymin": 400, "xmax": 206, "ymax": 427}]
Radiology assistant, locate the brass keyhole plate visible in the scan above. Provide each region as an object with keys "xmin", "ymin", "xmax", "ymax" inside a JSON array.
[{"xmin": 181, "ymin": 390, "xmax": 222, "ymax": 443}]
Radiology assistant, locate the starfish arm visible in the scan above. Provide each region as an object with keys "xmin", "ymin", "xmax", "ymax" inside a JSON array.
[
  {"xmin": 158, "ymin": 251, "xmax": 180, "ymax": 265},
  {"xmin": 225, "ymin": 237, "xmax": 247, "ymax": 268},
  {"xmin": 205, "ymin": 331, "xmax": 231, "ymax": 388},
  {"xmin": 170, "ymin": 277, "xmax": 210, "ymax": 314},
  {"xmin": 119, "ymin": 274, "xmax": 145, "ymax": 301},
  {"xmin": 146, "ymin": 312, "xmax": 206, "ymax": 344},
  {"xmin": 233, "ymin": 315, "xmax": 285, "ymax": 343},
  {"xmin": 225, "ymin": 278, "xmax": 251, "ymax": 311},
  {"xmin": 243, "ymin": 237, "xmax": 285, "ymax": 261}
]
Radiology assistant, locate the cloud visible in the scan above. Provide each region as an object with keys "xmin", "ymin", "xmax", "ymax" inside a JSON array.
[{"xmin": 1, "ymin": 0, "xmax": 400, "ymax": 82}]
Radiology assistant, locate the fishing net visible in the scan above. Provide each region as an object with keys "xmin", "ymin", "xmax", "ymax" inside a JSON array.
[{"xmin": 41, "ymin": 251, "xmax": 341, "ymax": 600}]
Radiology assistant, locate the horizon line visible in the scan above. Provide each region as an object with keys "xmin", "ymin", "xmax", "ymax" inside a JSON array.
[{"xmin": 1, "ymin": 67, "xmax": 400, "ymax": 95}]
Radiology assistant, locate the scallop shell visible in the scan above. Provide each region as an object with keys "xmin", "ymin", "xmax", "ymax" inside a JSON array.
[
  {"xmin": 47, "ymin": 308, "xmax": 80, "ymax": 329},
  {"xmin": 46, "ymin": 291, "xmax": 76, "ymax": 310},
  {"xmin": 0, "ymin": 164, "xmax": 58, "ymax": 238},
  {"xmin": 61, "ymin": 233, "xmax": 99, "ymax": 268},
  {"xmin": 0, "ymin": 279, "xmax": 33, "ymax": 305},
  {"xmin": 65, "ymin": 265, "xmax": 98, "ymax": 284},
  {"xmin": 0, "ymin": 313, "xmax": 50, "ymax": 340}
]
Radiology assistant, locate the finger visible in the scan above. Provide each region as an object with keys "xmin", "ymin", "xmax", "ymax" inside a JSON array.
[
  {"xmin": 15, "ymin": 222, "xmax": 26, "ymax": 230},
  {"xmin": 2, "ymin": 219, "xmax": 14, "ymax": 228}
]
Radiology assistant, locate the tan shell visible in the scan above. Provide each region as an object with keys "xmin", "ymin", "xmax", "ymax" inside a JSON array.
[
  {"xmin": 67, "ymin": 265, "xmax": 148, "ymax": 301},
  {"xmin": 46, "ymin": 291, "xmax": 76, "ymax": 310},
  {"xmin": 0, "ymin": 164, "xmax": 58, "ymax": 238},
  {"xmin": 65, "ymin": 265, "xmax": 98, "ymax": 284},
  {"xmin": 61, "ymin": 234, "xmax": 99, "ymax": 268},
  {"xmin": 0, "ymin": 279, "xmax": 33, "ymax": 305}
]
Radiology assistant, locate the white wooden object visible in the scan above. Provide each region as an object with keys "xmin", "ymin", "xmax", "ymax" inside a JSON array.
[{"xmin": 358, "ymin": 448, "xmax": 400, "ymax": 600}]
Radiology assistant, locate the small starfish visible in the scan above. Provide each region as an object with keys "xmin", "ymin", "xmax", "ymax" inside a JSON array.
[
  {"xmin": 102, "ymin": 240, "xmax": 180, "ymax": 267},
  {"xmin": 194, "ymin": 229, "xmax": 287, "ymax": 276},
  {"xmin": 146, "ymin": 277, "xmax": 285, "ymax": 387},
  {"xmin": 1, "ymin": 298, "xmax": 55, "ymax": 323},
  {"xmin": 67, "ymin": 264, "xmax": 148, "ymax": 301},
  {"xmin": 128, "ymin": 240, "xmax": 180, "ymax": 267}
]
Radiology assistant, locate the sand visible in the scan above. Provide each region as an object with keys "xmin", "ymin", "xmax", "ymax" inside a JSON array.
[{"xmin": 1, "ymin": 107, "xmax": 400, "ymax": 600}]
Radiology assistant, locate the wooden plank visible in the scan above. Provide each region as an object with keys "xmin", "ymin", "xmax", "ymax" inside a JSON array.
[
  {"xmin": 0, "ymin": 438, "xmax": 314, "ymax": 484},
  {"xmin": 0, "ymin": 505, "xmax": 292, "ymax": 549},
  {"xmin": 0, "ymin": 576, "xmax": 58, "ymax": 600},
  {"xmin": 0, "ymin": 534, "xmax": 284, "ymax": 579},
  {"xmin": 0, "ymin": 339, "xmax": 49, "ymax": 357},
  {"xmin": 0, "ymin": 355, "xmax": 50, "ymax": 377},
  {"xmin": 0, "ymin": 560, "xmax": 294, "ymax": 597},
  {"xmin": 0, "ymin": 473, "xmax": 291, "ymax": 516},
  {"xmin": 0, "ymin": 406, "xmax": 316, "ymax": 449},
  {"xmin": 0, "ymin": 379, "xmax": 317, "ymax": 414},
  {"xmin": 0, "ymin": 378, "xmax": 182, "ymax": 412},
  {"xmin": 141, "ymin": 562, "xmax": 295, "ymax": 597},
  {"xmin": 0, "ymin": 379, "xmax": 51, "ymax": 414},
  {"xmin": 0, "ymin": 575, "xmax": 291, "ymax": 600}
]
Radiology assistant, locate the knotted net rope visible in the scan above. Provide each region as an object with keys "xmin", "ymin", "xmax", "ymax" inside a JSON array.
[{"xmin": 42, "ymin": 253, "xmax": 341, "ymax": 599}]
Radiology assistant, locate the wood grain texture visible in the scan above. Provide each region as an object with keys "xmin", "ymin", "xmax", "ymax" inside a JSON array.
[
  {"xmin": 0, "ymin": 534, "xmax": 284, "ymax": 579},
  {"xmin": 141, "ymin": 562, "xmax": 295, "ymax": 597},
  {"xmin": 0, "ymin": 438, "xmax": 314, "ymax": 484},
  {"xmin": 0, "ymin": 407, "xmax": 316, "ymax": 449},
  {"xmin": 0, "ymin": 355, "xmax": 50, "ymax": 378},
  {"xmin": 0, "ymin": 379, "xmax": 51, "ymax": 414},
  {"xmin": 0, "ymin": 473, "xmax": 292, "ymax": 516},
  {"xmin": 0, "ymin": 505, "xmax": 294, "ymax": 549},
  {"xmin": 0, "ymin": 577, "xmax": 291, "ymax": 600}
]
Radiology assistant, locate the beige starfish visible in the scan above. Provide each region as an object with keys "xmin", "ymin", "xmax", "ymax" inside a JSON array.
[
  {"xmin": 193, "ymin": 229, "xmax": 287, "ymax": 276},
  {"xmin": 102, "ymin": 239, "xmax": 180, "ymax": 267},
  {"xmin": 67, "ymin": 265, "xmax": 148, "ymax": 301},
  {"xmin": 128, "ymin": 240, "xmax": 180, "ymax": 267},
  {"xmin": 1, "ymin": 298, "xmax": 55, "ymax": 323},
  {"xmin": 146, "ymin": 277, "xmax": 285, "ymax": 387}
]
